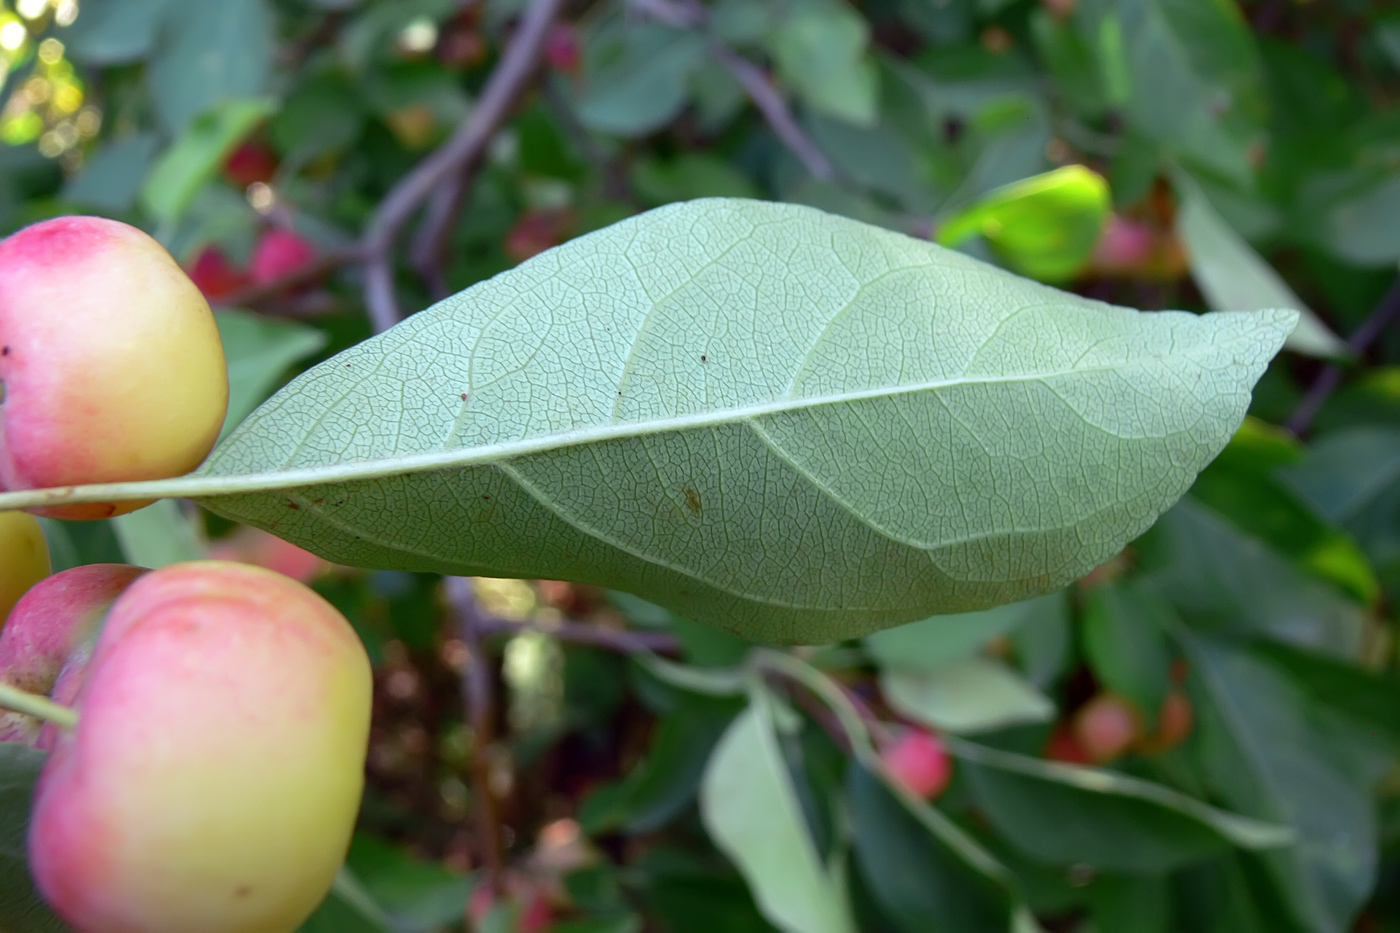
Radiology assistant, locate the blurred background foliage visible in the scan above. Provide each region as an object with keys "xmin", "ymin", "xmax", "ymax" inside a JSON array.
[{"xmin": 2, "ymin": 0, "xmax": 1400, "ymax": 930}]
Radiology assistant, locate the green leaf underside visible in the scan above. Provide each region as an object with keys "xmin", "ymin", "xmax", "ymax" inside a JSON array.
[{"xmin": 8, "ymin": 199, "xmax": 1294, "ymax": 643}]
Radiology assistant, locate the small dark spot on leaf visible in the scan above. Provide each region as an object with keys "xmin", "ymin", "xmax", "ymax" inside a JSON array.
[
  {"xmin": 313, "ymin": 498, "xmax": 326, "ymax": 505},
  {"xmin": 234, "ymin": 885, "xmax": 252, "ymax": 899},
  {"xmin": 286, "ymin": 501, "xmax": 300, "ymax": 510},
  {"xmin": 461, "ymin": 393, "xmax": 468, "ymax": 401},
  {"xmin": 482, "ymin": 494, "xmax": 491, "ymax": 500},
  {"xmin": 682, "ymin": 486, "xmax": 702, "ymax": 516},
  {"xmin": 700, "ymin": 354, "xmax": 707, "ymax": 362}
]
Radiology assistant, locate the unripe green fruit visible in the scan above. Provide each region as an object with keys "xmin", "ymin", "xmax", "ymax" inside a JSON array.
[
  {"xmin": 0, "ymin": 216, "xmax": 229, "ymax": 519},
  {"xmin": 0, "ymin": 563, "xmax": 145, "ymax": 745},
  {"xmin": 29, "ymin": 561, "xmax": 373, "ymax": 933},
  {"xmin": 0, "ymin": 509, "xmax": 49, "ymax": 623}
]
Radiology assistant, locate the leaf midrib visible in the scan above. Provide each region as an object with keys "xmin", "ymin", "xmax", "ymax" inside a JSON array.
[{"xmin": 0, "ymin": 336, "xmax": 1247, "ymax": 511}]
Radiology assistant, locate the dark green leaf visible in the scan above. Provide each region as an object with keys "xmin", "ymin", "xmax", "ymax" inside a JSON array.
[
  {"xmin": 60, "ymin": 0, "xmax": 171, "ymax": 64},
  {"xmin": 62, "ymin": 134, "xmax": 160, "ymax": 213},
  {"xmin": 847, "ymin": 764, "xmax": 1016, "ymax": 932},
  {"xmin": 0, "ymin": 744, "xmax": 65, "ymax": 932},
  {"xmin": 575, "ymin": 24, "xmax": 705, "ymax": 136},
  {"xmin": 148, "ymin": 0, "xmax": 275, "ymax": 134},
  {"xmin": 954, "ymin": 738, "xmax": 1291, "ymax": 872},
  {"xmin": 1082, "ymin": 580, "xmax": 1173, "ymax": 716},
  {"xmin": 215, "ymin": 310, "xmax": 329, "ymax": 442},
  {"xmin": 582, "ymin": 696, "xmax": 737, "ymax": 835},
  {"xmin": 1138, "ymin": 500, "xmax": 1366, "ymax": 654},
  {"xmin": 1183, "ymin": 635, "xmax": 1377, "ymax": 933}
]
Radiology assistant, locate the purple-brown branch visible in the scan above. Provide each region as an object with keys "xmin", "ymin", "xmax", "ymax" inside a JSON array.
[
  {"xmin": 219, "ymin": 0, "xmax": 562, "ymax": 330},
  {"xmin": 628, "ymin": 0, "xmax": 835, "ymax": 181},
  {"xmin": 358, "ymin": 0, "xmax": 564, "ymax": 330},
  {"xmin": 444, "ymin": 576, "xmax": 508, "ymax": 893},
  {"xmin": 1288, "ymin": 274, "xmax": 1400, "ymax": 437}
]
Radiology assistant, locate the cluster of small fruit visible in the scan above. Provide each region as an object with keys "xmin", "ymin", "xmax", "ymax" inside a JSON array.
[
  {"xmin": 0, "ymin": 216, "xmax": 373, "ymax": 933},
  {"xmin": 879, "ymin": 679, "xmax": 1193, "ymax": 803}
]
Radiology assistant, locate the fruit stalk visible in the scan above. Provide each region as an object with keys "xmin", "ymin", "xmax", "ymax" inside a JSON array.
[{"xmin": 0, "ymin": 682, "xmax": 76, "ymax": 730}]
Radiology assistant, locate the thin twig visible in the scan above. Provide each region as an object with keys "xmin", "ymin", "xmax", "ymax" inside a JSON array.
[
  {"xmin": 444, "ymin": 576, "xmax": 507, "ymax": 892},
  {"xmin": 712, "ymin": 46, "xmax": 834, "ymax": 181},
  {"xmin": 475, "ymin": 614, "xmax": 681, "ymax": 654},
  {"xmin": 409, "ymin": 169, "xmax": 472, "ymax": 301},
  {"xmin": 361, "ymin": 253, "xmax": 400, "ymax": 335},
  {"xmin": 629, "ymin": 0, "xmax": 835, "ymax": 181},
  {"xmin": 359, "ymin": 0, "xmax": 564, "ymax": 329},
  {"xmin": 1288, "ymin": 274, "xmax": 1400, "ymax": 437}
]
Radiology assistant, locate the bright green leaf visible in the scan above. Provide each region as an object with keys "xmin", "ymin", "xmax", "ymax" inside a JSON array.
[
  {"xmin": 140, "ymin": 97, "xmax": 278, "ymax": 225},
  {"xmin": 937, "ymin": 165, "xmax": 1110, "ymax": 282},
  {"xmin": 699, "ymin": 689, "xmax": 855, "ymax": 933}
]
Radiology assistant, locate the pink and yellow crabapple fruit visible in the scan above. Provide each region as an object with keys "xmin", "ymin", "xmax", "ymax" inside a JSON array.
[
  {"xmin": 1043, "ymin": 721, "xmax": 1094, "ymax": 765},
  {"xmin": 0, "ymin": 216, "xmax": 229, "ymax": 519},
  {"xmin": 0, "ymin": 509, "xmax": 49, "ymax": 624},
  {"xmin": 249, "ymin": 228, "xmax": 317, "ymax": 285},
  {"xmin": 1071, "ymin": 692, "xmax": 1143, "ymax": 764},
  {"xmin": 187, "ymin": 245, "xmax": 252, "ymax": 300},
  {"xmin": 208, "ymin": 526, "xmax": 329, "ymax": 584},
  {"xmin": 881, "ymin": 727, "xmax": 953, "ymax": 800},
  {"xmin": 29, "ymin": 561, "xmax": 373, "ymax": 933},
  {"xmin": 0, "ymin": 563, "xmax": 146, "ymax": 746}
]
